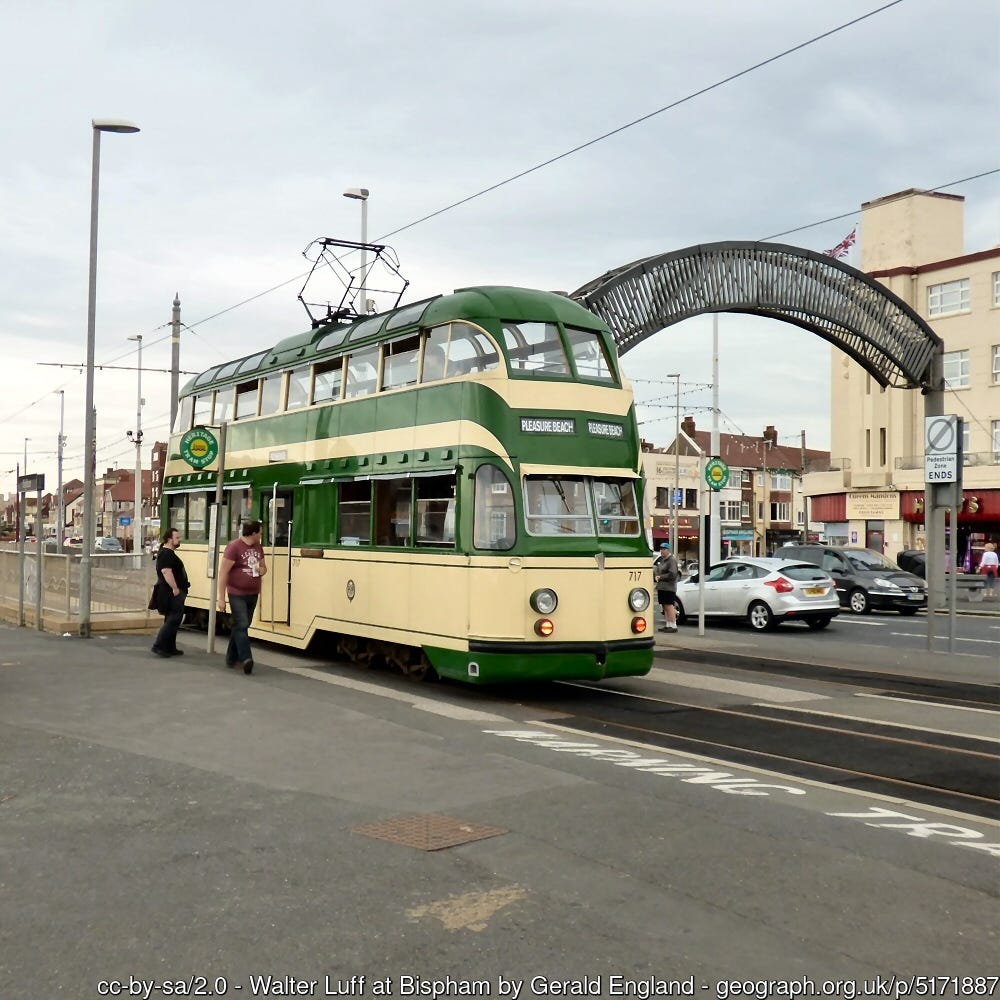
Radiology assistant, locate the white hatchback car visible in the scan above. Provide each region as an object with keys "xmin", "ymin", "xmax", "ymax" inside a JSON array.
[{"xmin": 675, "ymin": 557, "xmax": 841, "ymax": 631}]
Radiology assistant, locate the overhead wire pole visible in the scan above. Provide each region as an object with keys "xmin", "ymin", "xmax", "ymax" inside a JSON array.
[
  {"xmin": 170, "ymin": 294, "xmax": 181, "ymax": 429},
  {"xmin": 666, "ymin": 373, "xmax": 680, "ymax": 553}
]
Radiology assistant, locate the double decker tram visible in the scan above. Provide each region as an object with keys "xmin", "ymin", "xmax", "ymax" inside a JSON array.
[{"xmin": 163, "ymin": 285, "xmax": 655, "ymax": 683}]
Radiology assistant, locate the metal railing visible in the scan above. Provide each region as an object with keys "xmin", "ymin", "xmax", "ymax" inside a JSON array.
[{"xmin": 0, "ymin": 546, "xmax": 158, "ymax": 624}]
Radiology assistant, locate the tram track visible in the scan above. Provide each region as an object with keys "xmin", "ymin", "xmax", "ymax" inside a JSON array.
[{"xmin": 514, "ymin": 680, "xmax": 1000, "ymax": 821}]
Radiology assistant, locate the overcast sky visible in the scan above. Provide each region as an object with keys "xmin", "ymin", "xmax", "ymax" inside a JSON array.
[{"xmin": 2, "ymin": 0, "xmax": 998, "ymax": 498}]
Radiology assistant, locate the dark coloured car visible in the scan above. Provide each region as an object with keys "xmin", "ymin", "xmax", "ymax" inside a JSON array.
[
  {"xmin": 896, "ymin": 549, "xmax": 927, "ymax": 578},
  {"xmin": 777, "ymin": 543, "xmax": 926, "ymax": 615}
]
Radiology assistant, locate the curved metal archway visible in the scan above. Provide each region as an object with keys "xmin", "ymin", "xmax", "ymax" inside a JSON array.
[{"xmin": 571, "ymin": 241, "xmax": 942, "ymax": 390}]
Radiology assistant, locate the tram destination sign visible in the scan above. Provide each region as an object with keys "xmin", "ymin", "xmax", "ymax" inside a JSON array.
[
  {"xmin": 520, "ymin": 416, "xmax": 576, "ymax": 435},
  {"xmin": 924, "ymin": 414, "xmax": 961, "ymax": 485}
]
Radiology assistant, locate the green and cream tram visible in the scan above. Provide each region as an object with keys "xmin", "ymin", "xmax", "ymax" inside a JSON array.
[{"xmin": 162, "ymin": 286, "xmax": 655, "ymax": 683}]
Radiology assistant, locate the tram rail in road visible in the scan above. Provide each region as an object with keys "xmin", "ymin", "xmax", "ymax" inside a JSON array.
[{"xmin": 505, "ymin": 676, "xmax": 1000, "ymax": 823}]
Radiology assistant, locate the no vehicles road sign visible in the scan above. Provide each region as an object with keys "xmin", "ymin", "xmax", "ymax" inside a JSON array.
[{"xmin": 924, "ymin": 415, "xmax": 960, "ymax": 485}]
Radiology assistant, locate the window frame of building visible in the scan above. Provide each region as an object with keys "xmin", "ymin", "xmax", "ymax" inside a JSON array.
[
  {"xmin": 770, "ymin": 501, "xmax": 791, "ymax": 522},
  {"xmin": 942, "ymin": 349, "xmax": 970, "ymax": 390},
  {"xmin": 720, "ymin": 499, "xmax": 741, "ymax": 521},
  {"xmin": 961, "ymin": 420, "xmax": 970, "ymax": 459},
  {"xmin": 992, "ymin": 344, "xmax": 1000, "ymax": 385},
  {"xmin": 993, "ymin": 271, "xmax": 1000, "ymax": 307},
  {"xmin": 879, "ymin": 427, "xmax": 887, "ymax": 467},
  {"xmin": 993, "ymin": 420, "xmax": 1000, "ymax": 464},
  {"xmin": 927, "ymin": 278, "xmax": 970, "ymax": 317}
]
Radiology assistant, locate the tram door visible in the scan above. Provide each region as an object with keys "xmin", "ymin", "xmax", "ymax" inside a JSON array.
[{"xmin": 259, "ymin": 487, "xmax": 293, "ymax": 625}]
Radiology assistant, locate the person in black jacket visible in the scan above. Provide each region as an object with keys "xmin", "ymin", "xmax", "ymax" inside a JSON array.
[{"xmin": 152, "ymin": 527, "xmax": 190, "ymax": 657}]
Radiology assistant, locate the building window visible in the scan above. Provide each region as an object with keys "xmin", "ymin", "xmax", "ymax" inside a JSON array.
[
  {"xmin": 770, "ymin": 473, "xmax": 791, "ymax": 491},
  {"xmin": 928, "ymin": 278, "xmax": 970, "ymax": 316},
  {"xmin": 961, "ymin": 420, "xmax": 970, "ymax": 459},
  {"xmin": 865, "ymin": 429, "xmax": 871, "ymax": 467},
  {"xmin": 993, "ymin": 271, "xmax": 1000, "ymax": 306},
  {"xmin": 741, "ymin": 469, "xmax": 751, "ymax": 484},
  {"xmin": 655, "ymin": 487, "xmax": 672, "ymax": 509},
  {"xmin": 720, "ymin": 500, "xmax": 741, "ymax": 521},
  {"xmin": 993, "ymin": 421, "xmax": 1000, "ymax": 464},
  {"xmin": 943, "ymin": 350, "xmax": 970, "ymax": 389},
  {"xmin": 796, "ymin": 509, "xmax": 805, "ymax": 525},
  {"xmin": 879, "ymin": 427, "xmax": 886, "ymax": 467},
  {"xmin": 993, "ymin": 345, "xmax": 1000, "ymax": 385},
  {"xmin": 741, "ymin": 500, "xmax": 750, "ymax": 519},
  {"xmin": 770, "ymin": 502, "xmax": 790, "ymax": 522}
]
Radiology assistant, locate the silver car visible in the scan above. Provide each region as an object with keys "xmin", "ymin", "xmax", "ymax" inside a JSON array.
[{"xmin": 675, "ymin": 557, "xmax": 841, "ymax": 632}]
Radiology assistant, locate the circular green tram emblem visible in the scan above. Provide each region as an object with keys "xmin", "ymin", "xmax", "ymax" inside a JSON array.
[
  {"xmin": 705, "ymin": 457, "xmax": 730, "ymax": 492},
  {"xmin": 180, "ymin": 428, "xmax": 219, "ymax": 469}
]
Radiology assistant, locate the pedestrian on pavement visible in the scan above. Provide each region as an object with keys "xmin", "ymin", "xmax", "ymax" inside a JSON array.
[
  {"xmin": 152, "ymin": 527, "xmax": 189, "ymax": 658},
  {"xmin": 978, "ymin": 542, "xmax": 999, "ymax": 599},
  {"xmin": 217, "ymin": 520, "xmax": 267, "ymax": 674},
  {"xmin": 654, "ymin": 541, "xmax": 680, "ymax": 632}
]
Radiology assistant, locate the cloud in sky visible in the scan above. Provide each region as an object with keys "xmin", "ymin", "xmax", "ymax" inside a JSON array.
[{"xmin": 1, "ymin": 0, "xmax": 997, "ymax": 493}]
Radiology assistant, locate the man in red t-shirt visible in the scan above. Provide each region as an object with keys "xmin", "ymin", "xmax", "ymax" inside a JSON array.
[{"xmin": 217, "ymin": 520, "xmax": 268, "ymax": 674}]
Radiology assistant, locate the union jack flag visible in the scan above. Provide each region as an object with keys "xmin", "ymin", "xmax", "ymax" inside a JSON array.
[{"xmin": 825, "ymin": 226, "xmax": 857, "ymax": 260}]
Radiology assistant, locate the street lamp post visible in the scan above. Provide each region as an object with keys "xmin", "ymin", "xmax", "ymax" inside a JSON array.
[
  {"xmin": 666, "ymin": 373, "xmax": 681, "ymax": 554},
  {"xmin": 343, "ymin": 187, "xmax": 370, "ymax": 313},
  {"xmin": 80, "ymin": 118, "xmax": 140, "ymax": 638},
  {"xmin": 22, "ymin": 439, "xmax": 30, "ymax": 536},
  {"xmin": 127, "ymin": 333, "xmax": 143, "ymax": 567},
  {"xmin": 55, "ymin": 391, "xmax": 65, "ymax": 551}
]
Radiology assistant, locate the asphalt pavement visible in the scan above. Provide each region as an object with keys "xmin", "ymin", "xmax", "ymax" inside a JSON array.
[{"xmin": 1, "ymin": 609, "xmax": 998, "ymax": 998}]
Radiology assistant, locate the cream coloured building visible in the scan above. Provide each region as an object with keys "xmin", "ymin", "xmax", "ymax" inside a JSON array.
[{"xmin": 805, "ymin": 189, "xmax": 1000, "ymax": 569}]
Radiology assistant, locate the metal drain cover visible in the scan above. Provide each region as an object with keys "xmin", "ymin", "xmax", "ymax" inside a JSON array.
[{"xmin": 352, "ymin": 814, "xmax": 508, "ymax": 851}]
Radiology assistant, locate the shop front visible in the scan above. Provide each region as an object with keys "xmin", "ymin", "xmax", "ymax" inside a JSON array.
[{"xmin": 901, "ymin": 488, "xmax": 1000, "ymax": 571}]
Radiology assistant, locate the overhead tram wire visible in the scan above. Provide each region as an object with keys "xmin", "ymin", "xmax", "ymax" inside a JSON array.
[{"xmin": 176, "ymin": 1, "xmax": 913, "ymax": 338}]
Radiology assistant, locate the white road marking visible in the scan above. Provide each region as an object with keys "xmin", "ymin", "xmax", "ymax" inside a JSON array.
[
  {"xmin": 643, "ymin": 667, "xmax": 828, "ymax": 703},
  {"xmin": 752, "ymin": 701, "xmax": 1000, "ymax": 743},
  {"xmin": 889, "ymin": 631, "xmax": 1000, "ymax": 646},
  {"xmin": 855, "ymin": 692, "xmax": 1000, "ymax": 716},
  {"xmin": 273, "ymin": 663, "xmax": 509, "ymax": 722}
]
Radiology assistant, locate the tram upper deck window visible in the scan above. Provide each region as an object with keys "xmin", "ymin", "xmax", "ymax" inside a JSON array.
[
  {"xmin": 502, "ymin": 322, "xmax": 571, "ymax": 377},
  {"xmin": 215, "ymin": 387, "xmax": 235, "ymax": 424},
  {"xmin": 313, "ymin": 359, "xmax": 344, "ymax": 403},
  {"xmin": 237, "ymin": 351, "xmax": 268, "ymax": 375},
  {"xmin": 346, "ymin": 315, "xmax": 384, "ymax": 343},
  {"xmin": 423, "ymin": 323, "xmax": 500, "ymax": 382},
  {"xmin": 524, "ymin": 475, "xmax": 594, "ymax": 536},
  {"xmin": 287, "ymin": 367, "xmax": 310, "ymax": 410},
  {"xmin": 565, "ymin": 327, "xmax": 616, "ymax": 384},
  {"xmin": 235, "ymin": 379, "xmax": 259, "ymax": 420},
  {"xmin": 384, "ymin": 299, "xmax": 433, "ymax": 333},
  {"xmin": 175, "ymin": 396, "xmax": 194, "ymax": 433},
  {"xmin": 192, "ymin": 392, "xmax": 214, "ymax": 427},
  {"xmin": 260, "ymin": 373, "xmax": 282, "ymax": 416},
  {"xmin": 383, "ymin": 334, "xmax": 421, "ymax": 390},
  {"xmin": 593, "ymin": 478, "xmax": 640, "ymax": 536},
  {"xmin": 216, "ymin": 360, "xmax": 242, "ymax": 381},
  {"xmin": 344, "ymin": 346, "xmax": 380, "ymax": 399}
]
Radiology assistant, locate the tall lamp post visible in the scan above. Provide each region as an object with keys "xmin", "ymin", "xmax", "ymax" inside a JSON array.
[
  {"xmin": 80, "ymin": 117, "xmax": 140, "ymax": 638},
  {"xmin": 22, "ymin": 439, "xmax": 30, "ymax": 536},
  {"xmin": 126, "ymin": 333, "xmax": 143, "ymax": 566},
  {"xmin": 343, "ymin": 187, "xmax": 370, "ymax": 314},
  {"xmin": 55, "ymin": 391, "xmax": 65, "ymax": 551},
  {"xmin": 666, "ymin": 373, "xmax": 681, "ymax": 554}
]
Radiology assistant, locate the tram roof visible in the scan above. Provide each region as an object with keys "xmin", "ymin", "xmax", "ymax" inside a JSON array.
[{"xmin": 180, "ymin": 285, "xmax": 608, "ymax": 396}]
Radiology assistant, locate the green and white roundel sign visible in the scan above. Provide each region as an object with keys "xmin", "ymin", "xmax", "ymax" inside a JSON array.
[
  {"xmin": 705, "ymin": 457, "xmax": 730, "ymax": 492},
  {"xmin": 180, "ymin": 428, "xmax": 219, "ymax": 469}
]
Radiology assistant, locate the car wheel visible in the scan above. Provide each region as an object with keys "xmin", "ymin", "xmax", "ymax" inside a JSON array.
[
  {"xmin": 806, "ymin": 616, "xmax": 832, "ymax": 630},
  {"xmin": 897, "ymin": 607, "xmax": 919, "ymax": 616},
  {"xmin": 848, "ymin": 589, "xmax": 870, "ymax": 614},
  {"xmin": 747, "ymin": 601, "xmax": 775, "ymax": 631},
  {"xmin": 673, "ymin": 599, "xmax": 687, "ymax": 626}
]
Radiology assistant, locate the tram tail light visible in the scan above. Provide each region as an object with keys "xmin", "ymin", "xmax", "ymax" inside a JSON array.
[
  {"xmin": 631, "ymin": 617, "xmax": 647, "ymax": 634},
  {"xmin": 534, "ymin": 618, "xmax": 555, "ymax": 637}
]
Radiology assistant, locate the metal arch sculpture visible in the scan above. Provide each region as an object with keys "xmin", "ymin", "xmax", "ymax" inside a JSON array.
[{"xmin": 570, "ymin": 241, "xmax": 942, "ymax": 389}]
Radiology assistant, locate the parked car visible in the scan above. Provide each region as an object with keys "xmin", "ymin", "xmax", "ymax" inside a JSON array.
[
  {"xmin": 895, "ymin": 549, "xmax": 926, "ymax": 578},
  {"xmin": 63, "ymin": 535, "xmax": 83, "ymax": 548},
  {"xmin": 93, "ymin": 536, "xmax": 124, "ymax": 553},
  {"xmin": 777, "ymin": 543, "xmax": 926, "ymax": 615},
  {"xmin": 674, "ymin": 556, "xmax": 841, "ymax": 631}
]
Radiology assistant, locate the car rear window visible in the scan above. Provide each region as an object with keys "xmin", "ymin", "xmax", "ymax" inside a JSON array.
[{"xmin": 780, "ymin": 563, "xmax": 829, "ymax": 581}]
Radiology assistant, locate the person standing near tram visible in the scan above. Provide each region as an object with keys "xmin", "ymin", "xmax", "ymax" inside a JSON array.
[{"xmin": 217, "ymin": 520, "xmax": 267, "ymax": 674}]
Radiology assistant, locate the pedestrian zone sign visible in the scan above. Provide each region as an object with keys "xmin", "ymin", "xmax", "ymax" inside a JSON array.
[{"xmin": 924, "ymin": 415, "xmax": 960, "ymax": 484}]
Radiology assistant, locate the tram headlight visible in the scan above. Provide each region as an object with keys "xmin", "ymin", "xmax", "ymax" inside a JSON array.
[
  {"xmin": 529, "ymin": 588, "xmax": 559, "ymax": 614},
  {"xmin": 628, "ymin": 587, "xmax": 650, "ymax": 612},
  {"xmin": 534, "ymin": 618, "xmax": 555, "ymax": 637}
]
